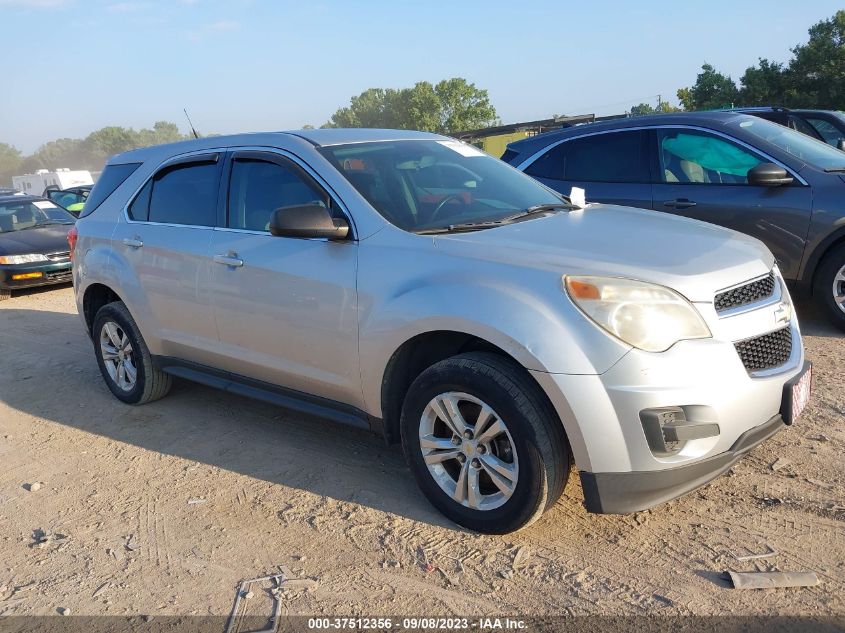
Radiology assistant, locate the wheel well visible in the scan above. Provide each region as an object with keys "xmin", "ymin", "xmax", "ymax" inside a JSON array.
[
  {"xmin": 83, "ymin": 284, "xmax": 122, "ymax": 335},
  {"xmin": 809, "ymin": 232, "xmax": 845, "ymax": 295},
  {"xmin": 380, "ymin": 331, "xmax": 555, "ymax": 444}
]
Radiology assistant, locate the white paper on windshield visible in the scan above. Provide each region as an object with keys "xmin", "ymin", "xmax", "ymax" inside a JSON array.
[
  {"xmin": 569, "ymin": 186, "xmax": 586, "ymax": 209},
  {"xmin": 437, "ymin": 140, "xmax": 486, "ymax": 157},
  {"xmin": 33, "ymin": 200, "xmax": 59, "ymax": 209}
]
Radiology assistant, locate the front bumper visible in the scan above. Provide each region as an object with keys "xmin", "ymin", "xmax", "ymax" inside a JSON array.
[
  {"xmin": 579, "ymin": 413, "xmax": 785, "ymax": 513},
  {"xmin": 0, "ymin": 261, "xmax": 72, "ymax": 290}
]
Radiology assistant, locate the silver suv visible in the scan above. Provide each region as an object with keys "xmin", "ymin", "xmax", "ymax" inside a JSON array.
[{"xmin": 70, "ymin": 129, "xmax": 812, "ymax": 533}]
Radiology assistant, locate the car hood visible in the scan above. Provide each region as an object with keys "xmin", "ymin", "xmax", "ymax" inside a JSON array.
[
  {"xmin": 432, "ymin": 204, "xmax": 774, "ymax": 302},
  {"xmin": 0, "ymin": 225, "xmax": 74, "ymax": 257}
]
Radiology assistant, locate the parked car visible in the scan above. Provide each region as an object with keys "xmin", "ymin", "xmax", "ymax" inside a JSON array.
[
  {"xmin": 504, "ymin": 112, "xmax": 845, "ymax": 330},
  {"xmin": 728, "ymin": 107, "xmax": 845, "ymax": 150},
  {"xmin": 0, "ymin": 194, "xmax": 75, "ymax": 300},
  {"xmin": 71, "ymin": 129, "xmax": 810, "ymax": 533},
  {"xmin": 0, "ymin": 187, "xmax": 21, "ymax": 195},
  {"xmin": 44, "ymin": 184, "xmax": 93, "ymax": 216}
]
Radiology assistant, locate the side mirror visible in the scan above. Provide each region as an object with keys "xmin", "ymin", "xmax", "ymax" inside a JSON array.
[
  {"xmin": 268, "ymin": 204, "xmax": 349, "ymax": 240},
  {"xmin": 747, "ymin": 163, "xmax": 794, "ymax": 187},
  {"xmin": 837, "ymin": 138, "xmax": 845, "ymax": 152}
]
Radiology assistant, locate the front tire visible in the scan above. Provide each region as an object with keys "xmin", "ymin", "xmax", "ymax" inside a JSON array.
[
  {"xmin": 400, "ymin": 352, "xmax": 569, "ymax": 534},
  {"xmin": 92, "ymin": 302, "xmax": 172, "ymax": 405},
  {"xmin": 814, "ymin": 244, "xmax": 845, "ymax": 332}
]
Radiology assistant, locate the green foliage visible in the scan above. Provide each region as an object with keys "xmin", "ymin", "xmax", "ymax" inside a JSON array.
[
  {"xmin": 0, "ymin": 143, "xmax": 23, "ymax": 186},
  {"xmin": 324, "ymin": 78, "xmax": 497, "ymax": 134},
  {"xmin": 0, "ymin": 121, "xmax": 190, "ymax": 186},
  {"xmin": 678, "ymin": 10, "xmax": 845, "ymax": 111},
  {"xmin": 628, "ymin": 102, "xmax": 682, "ymax": 116},
  {"xmin": 676, "ymin": 63, "xmax": 739, "ymax": 111},
  {"xmin": 788, "ymin": 10, "xmax": 845, "ymax": 108}
]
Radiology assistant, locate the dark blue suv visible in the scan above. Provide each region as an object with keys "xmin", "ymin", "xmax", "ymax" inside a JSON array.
[{"xmin": 503, "ymin": 112, "xmax": 845, "ymax": 330}]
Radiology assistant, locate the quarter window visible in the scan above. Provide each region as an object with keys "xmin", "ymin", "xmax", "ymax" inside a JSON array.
[
  {"xmin": 524, "ymin": 131, "xmax": 649, "ymax": 183},
  {"xmin": 657, "ymin": 129, "xmax": 764, "ymax": 185},
  {"xmin": 227, "ymin": 158, "xmax": 327, "ymax": 232}
]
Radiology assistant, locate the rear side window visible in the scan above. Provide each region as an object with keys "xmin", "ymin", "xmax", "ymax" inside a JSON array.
[
  {"xmin": 525, "ymin": 131, "xmax": 649, "ymax": 183},
  {"xmin": 129, "ymin": 158, "xmax": 220, "ymax": 226},
  {"xmin": 79, "ymin": 162, "xmax": 140, "ymax": 218}
]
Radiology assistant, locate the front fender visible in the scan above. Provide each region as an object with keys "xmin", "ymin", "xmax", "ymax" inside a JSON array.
[{"xmin": 357, "ymin": 238, "xmax": 631, "ymax": 417}]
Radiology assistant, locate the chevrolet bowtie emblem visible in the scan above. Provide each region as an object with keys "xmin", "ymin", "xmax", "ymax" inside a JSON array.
[{"xmin": 774, "ymin": 302, "xmax": 791, "ymax": 325}]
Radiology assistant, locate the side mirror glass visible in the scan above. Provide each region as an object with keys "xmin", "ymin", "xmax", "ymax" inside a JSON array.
[
  {"xmin": 747, "ymin": 163, "xmax": 794, "ymax": 187},
  {"xmin": 268, "ymin": 204, "xmax": 349, "ymax": 240}
]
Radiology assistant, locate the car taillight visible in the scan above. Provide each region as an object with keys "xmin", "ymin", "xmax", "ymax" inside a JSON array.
[{"xmin": 68, "ymin": 226, "xmax": 78, "ymax": 260}]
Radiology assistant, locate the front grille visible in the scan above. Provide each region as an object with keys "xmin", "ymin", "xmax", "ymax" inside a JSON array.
[
  {"xmin": 46, "ymin": 251, "xmax": 71, "ymax": 262},
  {"xmin": 45, "ymin": 269, "xmax": 72, "ymax": 281},
  {"xmin": 715, "ymin": 273, "xmax": 776, "ymax": 313},
  {"xmin": 734, "ymin": 326, "xmax": 792, "ymax": 372}
]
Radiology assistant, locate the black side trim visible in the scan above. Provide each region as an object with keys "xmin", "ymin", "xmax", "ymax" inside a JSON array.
[
  {"xmin": 154, "ymin": 356, "xmax": 383, "ymax": 435},
  {"xmin": 580, "ymin": 414, "xmax": 786, "ymax": 514}
]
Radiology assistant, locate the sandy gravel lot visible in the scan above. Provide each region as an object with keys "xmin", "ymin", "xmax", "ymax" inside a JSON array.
[{"xmin": 0, "ymin": 285, "xmax": 843, "ymax": 623}]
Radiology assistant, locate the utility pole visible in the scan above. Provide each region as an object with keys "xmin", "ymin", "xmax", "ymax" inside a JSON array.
[{"xmin": 657, "ymin": 94, "xmax": 663, "ymax": 111}]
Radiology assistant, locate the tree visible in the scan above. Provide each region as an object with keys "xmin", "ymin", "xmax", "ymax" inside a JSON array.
[
  {"xmin": 788, "ymin": 10, "xmax": 845, "ymax": 108},
  {"xmin": 1, "ymin": 120, "xmax": 189, "ymax": 180},
  {"xmin": 628, "ymin": 101, "xmax": 682, "ymax": 116},
  {"xmin": 324, "ymin": 78, "xmax": 497, "ymax": 133},
  {"xmin": 678, "ymin": 11, "xmax": 845, "ymax": 111},
  {"xmin": 738, "ymin": 59, "xmax": 790, "ymax": 106},
  {"xmin": 83, "ymin": 126, "xmax": 139, "ymax": 161},
  {"xmin": 676, "ymin": 63, "xmax": 740, "ymax": 111},
  {"xmin": 0, "ymin": 143, "xmax": 22, "ymax": 187}
]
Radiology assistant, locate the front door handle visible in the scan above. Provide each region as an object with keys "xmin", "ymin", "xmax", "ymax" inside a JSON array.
[
  {"xmin": 122, "ymin": 237, "xmax": 143, "ymax": 248},
  {"xmin": 213, "ymin": 254, "xmax": 244, "ymax": 268},
  {"xmin": 663, "ymin": 199, "xmax": 697, "ymax": 210}
]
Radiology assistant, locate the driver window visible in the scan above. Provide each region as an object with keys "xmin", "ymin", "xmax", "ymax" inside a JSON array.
[
  {"xmin": 657, "ymin": 129, "xmax": 764, "ymax": 184},
  {"xmin": 228, "ymin": 158, "xmax": 327, "ymax": 232}
]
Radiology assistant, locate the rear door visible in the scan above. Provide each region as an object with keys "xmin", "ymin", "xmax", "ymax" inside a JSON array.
[
  {"xmin": 207, "ymin": 150, "xmax": 361, "ymax": 407},
  {"xmin": 522, "ymin": 130, "xmax": 653, "ymax": 209},
  {"xmin": 649, "ymin": 127, "xmax": 812, "ymax": 281},
  {"xmin": 111, "ymin": 153, "xmax": 222, "ymax": 363}
]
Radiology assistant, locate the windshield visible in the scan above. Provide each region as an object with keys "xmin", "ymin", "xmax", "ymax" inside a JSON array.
[
  {"xmin": 731, "ymin": 116, "xmax": 845, "ymax": 170},
  {"xmin": 0, "ymin": 200, "xmax": 76, "ymax": 233},
  {"xmin": 319, "ymin": 140, "xmax": 565, "ymax": 232}
]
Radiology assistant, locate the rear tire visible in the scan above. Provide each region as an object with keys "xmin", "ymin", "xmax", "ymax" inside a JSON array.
[
  {"xmin": 92, "ymin": 302, "xmax": 172, "ymax": 404},
  {"xmin": 814, "ymin": 244, "xmax": 845, "ymax": 332},
  {"xmin": 400, "ymin": 352, "xmax": 569, "ymax": 534}
]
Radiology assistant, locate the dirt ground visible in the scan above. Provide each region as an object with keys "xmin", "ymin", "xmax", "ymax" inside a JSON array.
[{"xmin": 0, "ymin": 285, "xmax": 843, "ymax": 623}]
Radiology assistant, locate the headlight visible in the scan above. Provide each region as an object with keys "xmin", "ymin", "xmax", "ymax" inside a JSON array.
[
  {"xmin": 0, "ymin": 254, "xmax": 49, "ymax": 265},
  {"xmin": 564, "ymin": 276, "xmax": 711, "ymax": 352}
]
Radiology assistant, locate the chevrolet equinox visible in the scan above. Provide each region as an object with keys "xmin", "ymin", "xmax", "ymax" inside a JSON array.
[{"xmin": 70, "ymin": 129, "xmax": 812, "ymax": 533}]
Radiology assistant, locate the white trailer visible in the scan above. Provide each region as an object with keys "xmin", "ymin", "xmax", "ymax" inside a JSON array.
[{"xmin": 12, "ymin": 169, "xmax": 94, "ymax": 196}]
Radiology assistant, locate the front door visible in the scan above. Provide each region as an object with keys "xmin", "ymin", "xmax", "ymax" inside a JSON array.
[
  {"xmin": 650, "ymin": 127, "xmax": 812, "ymax": 281},
  {"xmin": 207, "ymin": 151, "xmax": 361, "ymax": 408}
]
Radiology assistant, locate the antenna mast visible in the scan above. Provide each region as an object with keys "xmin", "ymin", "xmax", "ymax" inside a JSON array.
[{"xmin": 183, "ymin": 108, "xmax": 200, "ymax": 139}]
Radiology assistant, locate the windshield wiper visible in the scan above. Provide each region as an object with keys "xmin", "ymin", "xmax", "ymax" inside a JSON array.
[
  {"xmin": 824, "ymin": 167, "xmax": 845, "ymax": 172},
  {"xmin": 417, "ymin": 202, "xmax": 578, "ymax": 235}
]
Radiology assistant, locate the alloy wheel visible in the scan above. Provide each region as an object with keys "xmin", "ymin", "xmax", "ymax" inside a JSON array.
[
  {"xmin": 418, "ymin": 391, "xmax": 519, "ymax": 511},
  {"xmin": 99, "ymin": 321, "xmax": 137, "ymax": 392},
  {"xmin": 833, "ymin": 263, "xmax": 845, "ymax": 315}
]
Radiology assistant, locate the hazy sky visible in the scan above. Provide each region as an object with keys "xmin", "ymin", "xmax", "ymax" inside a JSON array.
[{"xmin": 1, "ymin": 0, "xmax": 841, "ymax": 153}]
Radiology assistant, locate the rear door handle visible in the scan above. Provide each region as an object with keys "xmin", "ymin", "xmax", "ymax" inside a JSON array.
[
  {"xmin": 122, "ymin": 238, "xmax": 143, "ymax": 248},
  {"xmin": 213, "ymin": 254, "xmax": 244, "ymax": 268},
  {"xmin": 663, "ymin": 199, "xmax": 697, "ymax": 209}
]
